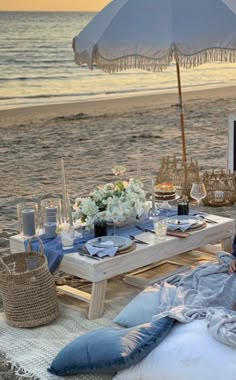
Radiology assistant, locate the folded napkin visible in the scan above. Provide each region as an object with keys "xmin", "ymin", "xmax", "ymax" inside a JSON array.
[
  {"xmin": 168, "ymin": 223, "xmax": 193, "ymax": 232},
  {"xmin": 85, "ymin": 242, "xmax": 118, "ymax": 257}
]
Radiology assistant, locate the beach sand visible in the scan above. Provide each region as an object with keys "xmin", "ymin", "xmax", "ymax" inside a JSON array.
[
  {"xmin": 0, "ymin": 85, "xmax": 236, "ymax": 254},
  {"xmin": 0, "ymin": 85, "xmax": 236, "ymax": 379}
]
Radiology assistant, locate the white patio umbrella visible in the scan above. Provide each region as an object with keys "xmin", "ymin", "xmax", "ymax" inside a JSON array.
[{"xmin": 72, "ymin": 0, "xmax": 236, "ymax": 162}]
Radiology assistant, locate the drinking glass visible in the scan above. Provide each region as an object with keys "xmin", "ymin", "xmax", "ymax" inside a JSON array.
[
  {"xmin": 61, "ymin": 225, "xmax": 74, "ymax": 250},
  {"xmin": 190, "ymin": 182, "xmax": 207, "ymax": 208},
  {"xmin": 153, "ymin": 216, "xmax": 168, "ymax": 240}
]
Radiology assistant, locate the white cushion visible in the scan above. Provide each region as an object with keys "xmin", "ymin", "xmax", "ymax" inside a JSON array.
[{"xmin": 113, "ymin": 319, "xmax": 236, "ymax": 380}]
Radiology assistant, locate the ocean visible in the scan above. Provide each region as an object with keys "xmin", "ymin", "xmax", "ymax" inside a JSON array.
[{"xmin": 1, "ymin": 11, "xmax": 236, "ymax": 111}]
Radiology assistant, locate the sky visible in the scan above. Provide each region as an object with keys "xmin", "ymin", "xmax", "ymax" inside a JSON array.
[{"xmin": 0, "ymin": 0, "xmax": 111, "ymax": 12}]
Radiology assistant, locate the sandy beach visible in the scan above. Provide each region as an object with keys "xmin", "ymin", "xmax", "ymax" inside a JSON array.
[
  {"xmin": 0, "ymin": 85, "xmax": 236, "ymax": 380},
  {"xmin": 0, "ymin": 85, "xmax": 236, "ymax": 255}
]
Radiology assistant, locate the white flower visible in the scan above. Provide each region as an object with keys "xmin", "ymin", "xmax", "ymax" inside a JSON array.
[
  {"xmin": 57, "ymin": 222, "xmax": 71, "ymax": 233},
  {"xmin": 80, "ymin": 198, "xmax": 99, "ymax": 217},
  {"xmin": 73, "ymin": 177, "xmax": 146, "ymax": 228}
]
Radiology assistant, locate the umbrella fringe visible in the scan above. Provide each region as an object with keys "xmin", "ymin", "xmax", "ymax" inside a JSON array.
[
  {"xmin": 94, "ymin": 54, "xmax": 170, "ymax": 72},
  {"xmin": 174, "ymin": 48, "xmax": 236, "ymax": 69},
  {"xmin": 74, "ymin": 47, "xmax": 236, "ymax": 72}
]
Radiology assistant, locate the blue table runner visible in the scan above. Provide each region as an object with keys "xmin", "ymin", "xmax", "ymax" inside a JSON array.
[{"xmin": 24, "ymin": 208, "xmax": 210, "ymax": 273}]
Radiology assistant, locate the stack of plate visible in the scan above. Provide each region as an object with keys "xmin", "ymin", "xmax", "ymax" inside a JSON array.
[
  {"xmin": 168, "ymin": 215, "xmax": 205, "ymax": 230},
  {"xmin": 87, "ymin": 236, "xmax": 133, "ymax": 252}
]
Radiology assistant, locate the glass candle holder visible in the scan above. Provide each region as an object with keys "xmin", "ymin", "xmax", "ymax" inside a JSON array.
[
  {"xmin": 40, "ymin": 198, "xmax": 62, "ymax": 237},
  {"xmin": 60, "ymin": 225, "xmax": 74, "ymax": 250},
  {"xmin": 17, "ymin": 202, "xmax": 39, "ymax": 237}
]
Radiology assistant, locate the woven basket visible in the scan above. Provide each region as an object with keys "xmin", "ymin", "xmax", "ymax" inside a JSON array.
[{"xmin": 0, "ymin": 236, "xmax": 59, "ymax": 328}]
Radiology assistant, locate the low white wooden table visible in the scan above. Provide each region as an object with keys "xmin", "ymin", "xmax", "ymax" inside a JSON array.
[{"xmin": 10, "ymin": 214, "xmax": 235, "ymax": 319}]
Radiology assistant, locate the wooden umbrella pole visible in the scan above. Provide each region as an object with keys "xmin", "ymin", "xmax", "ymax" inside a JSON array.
[{"xmin": 175, "ymin": 58, "xmax": 187, "ymax": 163}]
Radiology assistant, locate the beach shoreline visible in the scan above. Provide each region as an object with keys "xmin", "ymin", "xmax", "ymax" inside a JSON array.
[{"xmin": 1, "ymin": 85, "xmax": 236, "ymax": 128}]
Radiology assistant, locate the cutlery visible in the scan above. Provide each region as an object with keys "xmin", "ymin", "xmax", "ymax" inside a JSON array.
[
  {"xmin": 136, "ymin": 225, "xmax": 155, "ymax": 234},
  {"xmin": 198, "ymin": 216, "xmax": 218, "ymax": 224},
  {"xmin": 78, "ymin": 249, "xmax": 101, "ymax": 261},
  {"xmin": 129, "ymin": 235, "xmax": 149, "ymax": 245},
  {"xmin": 136, "ymin": 225, "xmax": 189, "ymax": 238},
  {"xmin": 204, "ymin": 218, "xmax": 218, "ymax": 224}
]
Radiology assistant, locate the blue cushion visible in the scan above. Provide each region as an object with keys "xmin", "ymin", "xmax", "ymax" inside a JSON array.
[
  {"xmin": 48, "ymin": 317, "xmax": 175, "ymax": 376},
  {"xmin": 114, "ymin": 286, "xmax": 161, "ymax": 327},
  {"xmin": 232, "ymin": 235, "xmax": 236, "ymax": 256}
]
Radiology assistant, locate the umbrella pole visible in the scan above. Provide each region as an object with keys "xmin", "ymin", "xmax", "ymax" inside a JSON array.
[{"xmin": 175, "ymin": 59, "xmax": 187, "ymax": 162}]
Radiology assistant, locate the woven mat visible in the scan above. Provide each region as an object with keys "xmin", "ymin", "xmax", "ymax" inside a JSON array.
[{"xmin": 0, "ymin": 277, "xmax": 140, "ymax": 380}]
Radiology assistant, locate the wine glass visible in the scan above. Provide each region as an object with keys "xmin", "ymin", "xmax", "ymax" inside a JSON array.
[
  {"xmin": 148, "ymin": 178, "xmax": 160, "ymax": 220},
  {"xmin": 190, "ymin": 182, "xmax": 207, "ymax": 208},
  {"xmin": 106, "ymin": 199, "xmax": 123, "ymax": 236},
  {"xmin": 148, "ymin": 204, "xmax": 160, "ymax": 220}
]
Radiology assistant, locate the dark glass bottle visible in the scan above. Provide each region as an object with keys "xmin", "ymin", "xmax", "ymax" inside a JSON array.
[
  {"xmin": 94, "ymin": 218, "xmax": 107, "ymax": 237},
  {"xmin": 177, "ymin": 198, "xmax": 189, "ymax": 215}
]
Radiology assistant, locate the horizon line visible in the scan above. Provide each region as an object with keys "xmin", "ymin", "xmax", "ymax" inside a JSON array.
[{"xmin": 0, "ymin": 10, "xmax": 98, "ymax": 12}]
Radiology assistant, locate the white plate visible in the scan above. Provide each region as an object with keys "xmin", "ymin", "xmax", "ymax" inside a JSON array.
[
  {"xmin": 168, "ymin": 215, "xmax": 204, "ymax": 229},
  {"xmin": 168, "ymin": 215, "xmax": 199, "ymax": 226},
  {"xmin": 88, "ymin": 236, "xmax": 132, "ymax": 251}
]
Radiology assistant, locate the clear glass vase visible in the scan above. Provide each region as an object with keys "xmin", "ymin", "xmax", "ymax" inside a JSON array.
[
  {"xmin": 17, "ymin": 202, "xmax": 39, "ymax": 237},
  {"xmin": 40, "ymin": 198, "xmax": 62, "ymax": 238}
]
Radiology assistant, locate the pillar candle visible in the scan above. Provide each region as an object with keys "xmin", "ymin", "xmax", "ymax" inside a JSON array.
[
  {"xmin": 45, "ymin": 206, "xmax": 57, "ymax": 223},
  {"xmin": 44, "ymin": 222, "xmax": 57, "ymax": 239},
  {"xmin": 22, "ymin": 209, "xmax": 35, "ymax": 237}
]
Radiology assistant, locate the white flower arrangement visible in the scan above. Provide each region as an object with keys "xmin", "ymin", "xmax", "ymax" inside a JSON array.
[{"xmin": 73, "ymin": 178, "xmax": 146, "ymax": 229}]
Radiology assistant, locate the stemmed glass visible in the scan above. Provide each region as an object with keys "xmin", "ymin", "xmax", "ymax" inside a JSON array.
[
  {"xmin": 106, "ymin": 199, "xmax": 123, "ymax": 236},
  {"xmin": 190, "ymin": 182, "xmax": 207, "ymax": 208},
  {"xmin": 148, "ymin": 178, "xmax": 160, "ymax": 220}
]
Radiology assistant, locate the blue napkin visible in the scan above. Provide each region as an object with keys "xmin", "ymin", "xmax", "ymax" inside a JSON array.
[
  {"xmin": 85, "ymin": 242, "xmax": 118, "ymax": 258},
  {"xmin": 167, "ymin": 222, "xmax": 193, "ymax": 232}
]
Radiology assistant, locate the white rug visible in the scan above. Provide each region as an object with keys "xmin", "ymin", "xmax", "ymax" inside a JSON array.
[{"xmin": 0, "ymin": 277, "xmax": 140, "ymax": 380}]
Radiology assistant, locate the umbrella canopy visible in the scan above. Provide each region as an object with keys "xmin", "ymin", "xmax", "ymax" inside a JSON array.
[{"xmin": 72, "ymin": 0, "xmax": 236, "ymax": 161}]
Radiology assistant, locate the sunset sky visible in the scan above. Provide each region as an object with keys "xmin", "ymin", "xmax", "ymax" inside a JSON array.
[{"xmin": 0, "ymin": 0, "xmax": 111, "ymax": 12}]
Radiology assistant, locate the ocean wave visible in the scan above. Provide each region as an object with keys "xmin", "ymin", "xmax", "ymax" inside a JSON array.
[
  {"xmin": 0, "ymin": 75, "xmax": 73, "ymax": 81},
  {"xmin": 0, "ymin": 81, "xmax": 224, "ymax": 103}
]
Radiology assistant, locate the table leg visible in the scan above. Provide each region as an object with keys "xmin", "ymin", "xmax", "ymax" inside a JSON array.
[
  {"xmin": 221, "ymin": 237, "xmax": 233, "ymax": 253},
  {"xmin": 88, "ymin": 279, "xmax": 107, "ymax": 320}
]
